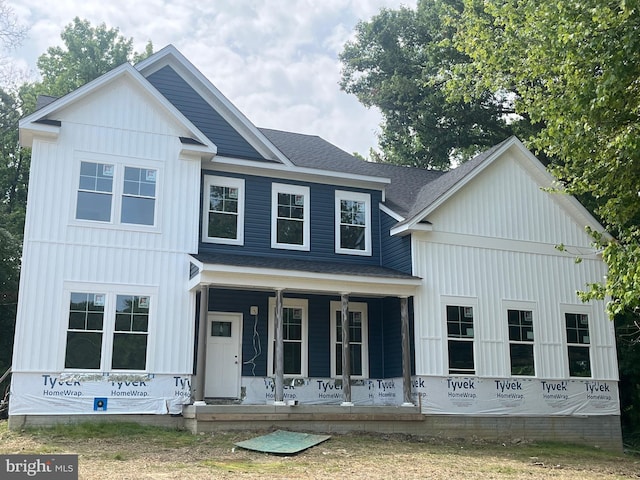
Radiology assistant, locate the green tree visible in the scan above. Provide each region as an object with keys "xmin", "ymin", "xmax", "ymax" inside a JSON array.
[
  {"xmin": 36, "ymin": 17, "xmax": 153, "ymax": 99},
  {"xmin": 339, "ymin": 0, "xmax": 531, "ymax": 169}
]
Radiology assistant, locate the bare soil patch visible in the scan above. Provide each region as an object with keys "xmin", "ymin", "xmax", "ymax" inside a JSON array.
[{"xmin": 1, "ymin": 420, "xmax": 639, "ymax": 479}]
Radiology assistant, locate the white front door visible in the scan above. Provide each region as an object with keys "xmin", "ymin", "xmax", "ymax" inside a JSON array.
[{"xmin": 205, "ymin": 312, "xmax": 242, "ymax": 398}]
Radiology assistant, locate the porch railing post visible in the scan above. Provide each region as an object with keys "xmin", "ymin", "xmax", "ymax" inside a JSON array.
[
  {"xmin": 274, "ymin": 288, "xmax": 285, "ymax": 405},
  {"xmin": 400, "ymin": 296, "xmax": 414, "ymax": 406},
  {"xmin": 341, "ymin": 292, "xmax": 353, "ymax": 406},
  {"xmin": 194, "ymin": 285, "xmax": 208, "ymax": 405}
]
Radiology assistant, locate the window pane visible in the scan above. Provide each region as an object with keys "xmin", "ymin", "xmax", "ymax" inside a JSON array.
[
  {"xmin": 208, "ymin": 212, "xmax": 237, "ymax": 239},
  {"xmin": 277, "ymin": 218, "xmax": 303, "ymax": 244},
  {"xmin": 65, "ymin": 332, "xmax": 102, "ymax": 369},
  {"xmin": 76, "ymin": 191, "xmax": 112, "ymax": 221},
  {"xmin": 510, "ymin": 344, "xmax": 535, "ymax": 376},
  {"xmin": 112, "ymin": 333, "xmax": 147, "ymax": 370},
  {"xmin": 211, "ymin": 321, "xmax": 232, "ymax": 337},
  {"xmin": 568, "ymin": 346, "xmax": 591, "ymax": 377},
  {"xmin": 283, "ymin": 342, "xmax": 301, "ymax": 375},
  {"xmin": 448, "ymin": 340, "xmax": 474, "ymax": 373},
  {"xmin": 121, "ymin": 196, "xmax": 155, "ymax": 225},
  {"xmin": 340, "ymin": 225, "xmax": 365, "ymax": 250}
]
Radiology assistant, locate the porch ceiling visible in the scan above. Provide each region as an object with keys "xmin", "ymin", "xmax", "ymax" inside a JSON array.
[{"xmin": 188, "ymin": 252, "xmax": 421, "ymax": 297}]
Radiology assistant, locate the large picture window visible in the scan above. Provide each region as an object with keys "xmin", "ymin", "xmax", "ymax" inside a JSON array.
[
  {"xmin": 507, "ymin": 308, "xmax": 535, "ymax": 376},
  {"xmin": 268, "ymin": 298, "xmax": 308, "ymax": 376},
  {"xmin": 202, "ymin": 176, "xmax": 245, "ymax": 244},
  {"xmin": 271, "ymin": 183, "xmax": 309, "ymax": 250},
  {"xmin": 64, "ymin": 289, "xmax": 152, "ymax": 371},
  {"xmin": 75, "ymin": 159, "xmax": 158, "ymax": 227},
  {"xmin": 335, "ymin": 191, "xmax": 371, "ymax": 255},
  {"xmin": 446, "ymin": 304, "xmax": 475, "ymax": 375},
  {"xmin": 565, "ymin": 311, "xmax": 591, "ymax": 377},
  {"xmin": 330, "ymin": 301, "xmax": 368, "ymax": 378}
]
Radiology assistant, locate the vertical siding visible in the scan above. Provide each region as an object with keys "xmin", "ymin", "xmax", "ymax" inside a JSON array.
[
  {"xmin": 13, "ymin": 75, "xmax": 200, "ymax": 374},
  {"xmin": 413, "ymin": 239, "xmax": 616, "ymax": 379},
  {"xmin": 429, "ymin": 154, "xmax": 594, "ymax": 248}
]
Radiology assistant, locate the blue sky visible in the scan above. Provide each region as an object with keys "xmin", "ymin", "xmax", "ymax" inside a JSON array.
[{"xmin": 7, "ymin": 0, "xmax": 415, "ymax": 157}]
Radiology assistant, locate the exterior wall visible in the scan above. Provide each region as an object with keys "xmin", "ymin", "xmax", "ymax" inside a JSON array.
[
  {"xmin": 199, "ymin": 169, "xmax": 384, "ymax": 265},
  {"xmin": 13, "ymin": 75, "xmax": 199, "ymax": 378},
  {"xmin": 411, "ymin": 153, "xmax": 618, "ymax": 382},
  {"xmin": 380, "ymin": 210, "xmax": 412, "ymax": 274}
]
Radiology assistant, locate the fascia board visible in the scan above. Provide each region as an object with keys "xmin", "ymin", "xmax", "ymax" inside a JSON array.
[
  {"xmin": 136, "ymin": 45, "xmax": 292, "ymax": 166},
  {"xmin": 19, "ymin": 62, "xmax": 217, "ymax": 157},
  {"xmin": 18, "ymin": 122, "xmax": 60, "ymax": 147},
  {"xmin": 379, "ymin": 203, "xmax": 405, "ymax": 222},
  {"xmin": 189, "ymin": 265, "xmax": 421, "ymax": 297},
  {"xmin": 208, "ymin": 155, "xmax": 392, "ymax": 190}
]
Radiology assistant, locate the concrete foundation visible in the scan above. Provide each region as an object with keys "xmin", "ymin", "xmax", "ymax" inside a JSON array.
[{"xmin": 8, "ymin": 407, "xmax": 623, "ymax": 453}]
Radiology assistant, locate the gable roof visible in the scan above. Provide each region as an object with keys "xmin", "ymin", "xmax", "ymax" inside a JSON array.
[
  {"xmin": 18, "ymin": 61, "xmax": 216, "ymax": 158},
  {"xmin": 135, "ymin": 45, "xmax": 293, "ymax": 166}
]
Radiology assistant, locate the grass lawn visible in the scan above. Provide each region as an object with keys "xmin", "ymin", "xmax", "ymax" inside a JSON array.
[{"xmin": 1, "ymin": 420, "xmax": 638, "ymax": 479}]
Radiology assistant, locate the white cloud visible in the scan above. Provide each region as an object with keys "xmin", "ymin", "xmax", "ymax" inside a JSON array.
[{"xmin": 6, "ymin": 0, "xmax": 414, "ymax": 155}]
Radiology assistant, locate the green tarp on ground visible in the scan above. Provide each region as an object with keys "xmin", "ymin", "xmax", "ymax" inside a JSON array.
[{"xmin": 234, "ymin": 430, "xmax": 331, "ymax": 454}]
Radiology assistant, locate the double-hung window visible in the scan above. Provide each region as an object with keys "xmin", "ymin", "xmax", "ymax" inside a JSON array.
[
  {"xmin": 75, "ymin": 159, "xmax": 158, "ymax": 227},
  {"xmin": 446, "ymin": 303, "xmax": 475, "ymax": 375},
  {"xmin": 330, "ymin": 301, "xmax": 368, "ymax": 378},
  {"xmin": 64, "ymin": 289, "xmax": 151, "ymax": 371},
  {"xmin": 565, "ymin": 310, "xmax": 591, "ymax": 377},
  {"xmin": 267, "ymin": 298, "xmax": 308, "ymax": 376},
  {"xmin": 271, "ymin": 183, "xmax": 309, "ymax": 250},
  {"xmin": 335, "ymin": 191, "xmax": 371, "ymax": 255},
  {"xmin": 507, "ymin": 306, "xmax": 535, "ymax": 376},
  {"xmin": 202, "ymin": 176, "xmax": 245, "ymax": 244}
]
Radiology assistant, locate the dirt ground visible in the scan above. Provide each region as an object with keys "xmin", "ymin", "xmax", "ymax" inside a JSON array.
[{"xmin": 1, "ymin": 421, "xmax": 639, "ymax": 479}]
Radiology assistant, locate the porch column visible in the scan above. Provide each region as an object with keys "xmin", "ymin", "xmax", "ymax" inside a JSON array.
[
  {"xmin": 341, "ymin": 292, "xmax": 353, "ymax": 406},
  {"xmin": 194, "ymin": 285, "xmax": 208, "ymax": 405},
  {"xmin": 274, "ymin": 288, "xmax": 285, "ymax": 405},
  {"xmin": 400, "ymin": 296, "xmax": 414, "ymax": 406}
]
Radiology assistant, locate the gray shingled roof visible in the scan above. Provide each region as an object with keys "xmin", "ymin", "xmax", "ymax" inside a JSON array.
[{"xmin": 193, "ymin": 252, "xmax": 419, "ymax": 280}]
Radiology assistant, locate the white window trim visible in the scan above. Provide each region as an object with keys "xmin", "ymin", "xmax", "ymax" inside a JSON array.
[
  {"xmin": 503, "ymin": 300, "xmax": 538, "ymax": 378},
  {"xmin": 61, "ymin": 282, "xmax": 156, "ymax": 373},
  {"xmin": 334, "ymin": 190, "xmax": 372, "ymax": 256},
  {"xmin": 271, "ymin": 183, "xmax": 310, "ymax": 251},
  {"xmin": 560, "ymin": 303, "xmax": 593, "ymax": 378},
  {"xmin": 442, "ymin": 296, "xmax": 478, "ymax": 376},
  {"xmin": 71, "ymin": 152, "xmax": 161, "ymax": 232},
  {"xmin": 267, "ymin": 297, "xmax": 308, "ymax": 377},
  {"xmin": 202, "ymin": 175, "xmax": 245, "ymax": 245},
  {"xmin": 329, "ymin": 300, "xmax": 369, "ymax": 379}
]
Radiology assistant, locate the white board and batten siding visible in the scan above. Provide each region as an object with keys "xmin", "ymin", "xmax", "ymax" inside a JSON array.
[
  {"xmin": 412, "ymin": 150, "xmax": 618, "ymax": 380},
  {"xmin": 13, "ymin": 75, "xmax": 201, "ymax": 375}
]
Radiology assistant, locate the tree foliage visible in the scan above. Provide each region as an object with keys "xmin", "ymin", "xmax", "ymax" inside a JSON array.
[
  {"xmin": 36, "ymin": 17, "xmax": 153, "ymax": 99},
  {"xmin": 339, "ymin": 0, "xmax": 533, "ymax": 169}
]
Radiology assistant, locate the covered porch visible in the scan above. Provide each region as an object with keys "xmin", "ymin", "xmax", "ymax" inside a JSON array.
[{"xmin": 188, "ymin": 252, "xmax": 421, "ymax": 408}]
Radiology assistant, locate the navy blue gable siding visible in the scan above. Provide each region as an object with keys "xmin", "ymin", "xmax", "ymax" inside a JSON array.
[
  {"xmin": 380, "ymin": 210, "xmax": 412, "ymax": 274},
  {"xmin": 147, "ymin": 66, "xmax": 265, "ymax": 160},
  {"xmin": 200, "ymin": 170, "xmax": 384, "ymax": 265}
]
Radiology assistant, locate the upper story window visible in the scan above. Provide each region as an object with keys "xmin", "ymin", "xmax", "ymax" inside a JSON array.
[
  {"xmin": 271, "ymin": 183, "xmax": 310, "ymax": 251},
  {"xmin": 507, "ymin": 307, "xmax": 535, "ymax": 376},
  {"xmin": 565, "ymin": 311, "xmax": 591, "ymax": 377},
  {"xmin": 75, "ymin": 160, "xmax": 158, "ymax": 227},
  {"xmin": 202, "ymin": 176, "xmax": 245, "ymax": 245},
  {"xmin": 76, "ymin": 162, "xmax": 114, "ymax": 222},
  {"xmin": 335, "ymin": 190, "xmax": 371, "ymax": 256}
]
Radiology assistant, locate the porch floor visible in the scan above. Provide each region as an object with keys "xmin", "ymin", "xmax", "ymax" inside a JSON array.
[{"xmin": 182, "ymin": 403, "xmax": 424, "ymax": 434}]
